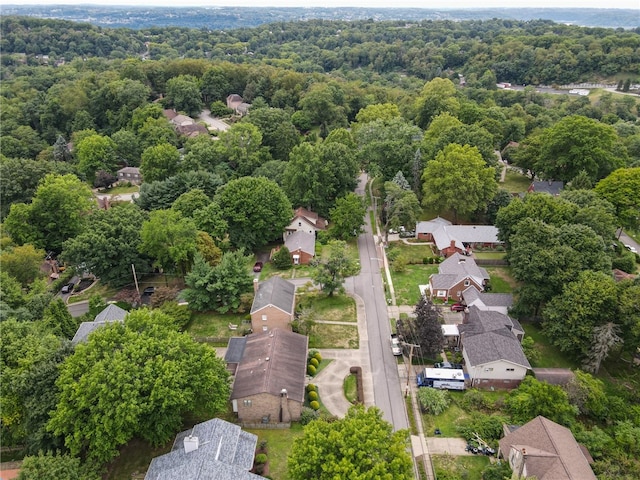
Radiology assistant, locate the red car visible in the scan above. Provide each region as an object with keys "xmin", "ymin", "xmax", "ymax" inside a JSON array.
[
  {"xmin": 450, "ymin": 303, "xmax": 466, "ymax": 312},
  {"xmin": 253, "ymin": 261, "xmax": 263, "ymax": 272}
]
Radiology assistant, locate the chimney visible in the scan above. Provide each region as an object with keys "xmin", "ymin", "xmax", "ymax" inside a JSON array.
[
  {"xmin": 184, "ymin": 435, "xmax": 199, "ymax": 453},
  {"xmin": 253, "ymin": 278, "xmax": 259, "ymax": 293}
]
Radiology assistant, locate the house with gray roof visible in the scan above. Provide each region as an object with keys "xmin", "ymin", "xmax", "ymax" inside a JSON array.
[
  {"xmin": 428, "ymin": 254, "xmax": 490, "ymax": 301},
  {"xmin": 250, "ymin": 277, "xmax": 296, "ymax": 333},
  {"xmin": 459, "ymin": 306, "xmax": 530, "ymax": 389},
  {"xmin": 461, "ymin": 287, "xmax": 513, "ymax": 315},
  {"xmin": 231, "ymin": 329, "xmax": 308, "ymax": 425},
  {"xmin": 284, "ymin": 207, "xmax": 328, "ymax": 239},
  {"xmin": 499, "ymin": 416, "xmax": 596, "ymax": 480},
  {"xmin": 416, "ymin": 217, "xmax": 502, "ymax": 257},
  {"xmin": 144, "ymin": 418, "xmax": 262, "ymax": 480},
  {"xmin": 283, "ymin": 231, "xmax": 316, "ymax": 265},
  {"xmin": 71, "ymin": 304, "xmax": 128, "ymax": 345},
  {"xmin": 225, "ymin": 337, "xmax": 248, "ymax": 375}
]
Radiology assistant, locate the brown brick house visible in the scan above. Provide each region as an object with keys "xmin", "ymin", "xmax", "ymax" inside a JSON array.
[
  {"xmin": 283, "ymin": 231, "xmax": 316, "ymax": 265},
  {"xmin": 230, "ymin": 329, "xmax": 308, "ymax": 424},
  {"xmin": 250, "ymin": 277, "xmax": 296, "ymax": 332},
  {"xmin": 428, "ymin": 253, "xmax": 490, "ymax": 301}
]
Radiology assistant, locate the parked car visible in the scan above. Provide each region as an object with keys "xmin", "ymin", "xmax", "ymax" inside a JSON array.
[
  {"xmin": 390, "ymin": 333, "xmax": 402, "ymax": 356},
  {"xmin": 61, "ymin": 283, "xmax": 74, "ymax": 294},
  {"xmin": 253, "ymin": 261, "xmax": 263, "ymax": 272},
  {"xmin": 624, "ymin": 244, "xmax": 638, "ymax": 254},
  {"xmin": 142, "ymin": 286, "xmax": 155, "ymax": 296},
  {"xmin": 450, "ymin": 303, "xmax": 466, "ymax": 312},
  {"xmin": 434, "ymin": 361, "xmax": 463, "ymax": 369}
]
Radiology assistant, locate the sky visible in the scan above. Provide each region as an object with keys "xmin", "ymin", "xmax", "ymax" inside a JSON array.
[{"xmin": 2, "ymin": 0, "xmax": 639, "ymax": 9}]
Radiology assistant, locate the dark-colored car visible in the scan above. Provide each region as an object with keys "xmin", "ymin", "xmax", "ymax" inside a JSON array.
[
  {"xmin": 142, "ymin": 286, "xmax": 155, "ymax": 296},
  {"xmin": 450, "ymin": 303, "xmax": 466, "ymax": 312},
  {"xmin": 253, "ymin": 261, "xmax": 263, "ymax": 272},
  {"xmin": 61, "ymin": 283, "xmax": 74, "ymax": 294}
]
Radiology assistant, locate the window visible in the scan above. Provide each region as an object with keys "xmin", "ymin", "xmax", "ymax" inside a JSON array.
[
  {"xmin": 437, "ymin": 290, "xmax": 447, "ymax": 298},
  {"xmin": 506, "ymin": 368, "xmax": 515, "ymax": 372},
  {"xmin": 262, "ymin": 314, "xmax": 267, "ymax": 321},
  {"xmin": 243, "ymin": 400, "xmax": 252, "ymax": 407},
  {"xmin": 262, "ymin": 326, "xmax": 268, "ymax": 332}
]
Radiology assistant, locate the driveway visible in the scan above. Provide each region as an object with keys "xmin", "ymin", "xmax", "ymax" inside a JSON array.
[{"xmin": 196, "ymin": 109, "xmax": 230, "ymax": 132}]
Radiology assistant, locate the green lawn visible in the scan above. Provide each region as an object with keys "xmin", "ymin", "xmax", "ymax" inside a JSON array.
[
  {"xmin": 390, "ymin": 264, "xmax": 438, "ymax": 306},
  {"xmin": 246, "ymin": 423, "xmax": 304, "ymax": 480},
  {"xmin": 105, "ymin": 438, "xmax": 173, "ymax": 480},
  {"xmin": 474, "ymin": 252, "xmax": 507, "ymax": 260},
  {"xmin": 501, "ymin": 169, "xmax": 531, "ymax": 193},
  {"xmin": 296, "ymin": 293, "xmax": 357, "ymax": 322},
  {"xmin": 343, "ymin": 373, "xmax": 358, "ymax": 404},
  {"xmin": 432, "ymin": 454, "xmax": 490, "ymax": 480},
  {"xmin": 309, "ymin": 323, "xmax": 358, "ymax": 349},
  {"xmin": 99, "ymin": 184, "xmax": 140, "ymax": 195},
  {"xmin": 422, "ymin": 398, "xmax": 471, "ymax": 436},
  {"xmin": 66, "ymin": 280, "xmax": 119, "ymax": 304},
  {"xmin": 522, "ymin": 322, "xmax": 580, "ymax": 369},
  {"xmin": 387, "ymin": 242, "xmax": 436, "ymax": 263},
  {"xmin": 186, "ymin": 311, "xmax": 249, "ymax": 345},
  {"xmin": 485, "ymin": 267, "xmax": 519, "ymax": 293}
]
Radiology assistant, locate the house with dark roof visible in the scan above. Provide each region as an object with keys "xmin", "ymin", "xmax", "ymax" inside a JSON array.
[
  {"xmin": 461, "ymin": 287, "xmax": 513, "ymax": 315},
  {"xmin": 250, "ymin": 277, "xmax": 296, "ymax": 332},
  {"xmin": 162, "ymin": 109, "xmax": 209, "ymax": 138},
  {"xmin": 144, "ymin": 418, "xmax": 262, "ymax": 480},
  {"xmin": 230, "ymin": 329, "xmax": 308, "ymax": 425},
  {"xmin": 499, "ymin": 416, "xmax": 597, "ymax": 480},
  {"xmin": 416, "ymin": 217, "xmax": 502, "ymax": 257},
  {"xmin": 283, "ymin": 231, "xmax": 316, "ymax": 265},
  {"xmin": 428, "ymin": 253, "xmax": 490, "ymax": 301},
  {"xmin": 527, "ymin": 181, "xmax": 564, "ymax": 196},
  {"xmin": 284, "ymin": 207, "xmax": 328, "ymax": 239},
  {"xmin": 117, "ymin": 166, "xmax": 142, "ymax": 185},
  {"xmin": 71, "ymin": 304, "xmax": 128, "ymax": 345},
  {"xmin": 459, "ymin": 306, "xmax": 529, "ymax": 389},
  {"xmin": 224, "ymin": 337, "xmax": 248, "ymax": 375}
]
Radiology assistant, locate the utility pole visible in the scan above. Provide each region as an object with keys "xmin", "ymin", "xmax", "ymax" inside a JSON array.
[
  {"xmin": 405, "ymin": 342, "xmax": 420, "ymax": 392},
  {"xmin": 132, "ymin": 263, "xmax": 141, "ymax": 302}
]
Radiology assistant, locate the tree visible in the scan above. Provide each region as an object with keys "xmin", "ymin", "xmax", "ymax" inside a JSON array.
[
  {"xmin": 243, "ymin": 107, "xmax": 300, "ymax": 161},
  {"xmin": 218, "ymin": 122, "xmax": 266, "ymax": 176},
  {"xmin": 43, "ymin": 299, "xmax": 77, "ymax": 339},
  {"xmin": 272, "ymin": 246, "xmax": 293, "ymax": 269},
  {"xmin": 329, "ymin": 193, "xmax": 366, "ymax": 241},
  {"xmin": 139, "ymin": 209, "xmax": 197, "ymax": 276},
  {"xmin": 505, "ymin": 376, "xmax": 577, "ymax": 426},
  {"xmin": 111, "ymin": 129, "xmax": 142, "ymax": 166},
  {"xmin": 182, "ymin": 252, "xmax": 217, "ymax": 311},
  {"xmin": 415, "ymin": 78, "xmax": 460, "ymax": 129},
  {"xmin": 171, "ymin": 188, "xmax": 212, "ymax": 218},
  {"xmin": 422, "ymin": 144, "xmax": 498, "ymax": 223},
  {"xmin": 48, "ymin": 309, "xmax": 230, "ymax": 465},
  {"xmin": 565, "ymin": 370, "xmax": 608, "ymax": 421},
  {"xmin": 17, "ymin": 452, "xmax": 96, "ymax": 480},
  {"xmin": 595, "ymin": 167, "xmax": 640, "ymax": 231},
  {"xmin": 354, "ymin": 103, "xmax": 401, "ymax": 126},
  {"xmin": 140, "ymin": 143, "xmax": 181, "ymax": 183},
  {"xmin": 136, "ymin": 170, "xmax": 224, "ymax": 212},
  {"xmin": 298, "ymin": 82, "xmax": 348, "ymax": 136},
  {"xmin": 0, "ymin": 244, "xmax": 46, "ymax": 287},
  {"xmin": 288, "ymin": 405, "xmax": 413, "ymax": 480},
  {"xmin": 417, "ymin": 387, "xmax": 449, "ymax": 415},
  {"xmin": 583, "ymin": 322, "xmax": 622, "ymax": 374},
  {"xmin": 413, "ymin": 296, "xmax": 445, "ymax": 357},
  {"xmin": 192, "ymin": 202, "xmax": 229, "ymax": 243},
  {"xmin": 311, "ymin": 240, "xmax": 359, "ymax": 296},
  {"xmin": 215, "ymin": 176, "xmax": 292, "ymax": 250},
  {"xmin": 62, "ymin": 203, "xmax": 150, "ymax": 287},
  {"xmin": 195, "ymin": 231, "xmax": 222, "ymax": 266},
  {"xmin": 166, "ymin": 74, "xmax": 203, "ymax": 117},
  {"xmin": 75, "ymin": 134, "xmax": 118, "ymax": 184},
  {"xmin": 382, "ymin": 182, "xmax": 421, "ymax": 243}
]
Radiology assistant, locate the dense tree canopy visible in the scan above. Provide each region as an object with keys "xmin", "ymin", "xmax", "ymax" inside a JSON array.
[{"xmin": 595, "ymin": 167, "xmax": 640, "ymax": 231}]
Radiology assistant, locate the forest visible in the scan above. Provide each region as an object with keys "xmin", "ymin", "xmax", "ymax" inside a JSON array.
[{"xmin": 1, "ymin": 14, "xmax": 640, "ymax": 480}]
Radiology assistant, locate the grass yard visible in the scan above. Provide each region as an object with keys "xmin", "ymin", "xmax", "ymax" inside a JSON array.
[
  {"xmin": 522, "ymin": 322, "xmax": 579, "ymax": 369},
  {"xmin": 67, "ymin": 280, "xmax": 119, "ymax": 304},
  {"xmin": 309, "ymin": 323, "xmax": 358, "ymax": 349},
  {"xmin": 246, "ymin": 423, "xmax": 304, "ymax": 480},
  {"xmin": 474, "ymin": 252, "xmax": 507, "ymax": 260},
  {"xmin": 421, "ymin": 398, "xmax": 471, "ymax": 437},
  {"xmin": 186, "ymin": 311, "xmax": 248, "ymax": 345},
  {"xmin": 105, "ymin": 438, "xmax": 173, "ymax": 480},
  {"xmin": 99, "ymin": 184, "xmax": 140, "ymax": 195},
  {"xmin": 343, "ymin": 373, "xmax": 358, "ymax": 404},
  {"xmin": 486, "ymin": 267, "xmax": 519, "ymax": 293},
  {"xmin": 432, "ymin": 454, "xmax": 490, "ymax": 480},
  {"xmin": 387, "ymin": 242, "xmax": 436, "ymax": 262},
  {"xmin": 296, "ymin": 293, "xmax": 357, "ymax": 322},
  {"xmin": 501, "ymin": 169, "xmax": 531, "ymax": 193},
  {"xmin": 390, "ymin": 264, "xmax": 438, "ymax": 306}
]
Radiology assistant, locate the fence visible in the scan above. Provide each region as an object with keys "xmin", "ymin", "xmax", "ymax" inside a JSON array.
[
  {"xmin": 475, "ymin": 259, "xmax": 509, "ymax": 266},
  {"xmin": 240, "ymin": 422, "xmax": 291, "ymax": 429}
]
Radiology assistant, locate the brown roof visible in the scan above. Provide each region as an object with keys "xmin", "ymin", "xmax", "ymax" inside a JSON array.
[
  {"xmin": 613, "ymin": 269, "xmax": 636, "ymax": 282},
  {"xmin": 499, "ymin": 416, "xmax": 596, "ymax": 480},
  {"xmin": 163, "ymin": 108, "xmax": 178, "ymax": 120},
  {"xmin": 293, "ymin": 207, "xmax": 327, "ymax": 230},
  {"xmin": 533, "ymin": 368, "xmax": 575, "ymax": 385},
  {"xmin": 230, "ymin": 329, "xmax": 308, "ymax": 403}
]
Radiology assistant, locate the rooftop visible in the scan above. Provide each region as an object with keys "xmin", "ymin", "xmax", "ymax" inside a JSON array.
[{"xmin": 250, "ymin": 276, "xmax": 296, "ymax": 315}]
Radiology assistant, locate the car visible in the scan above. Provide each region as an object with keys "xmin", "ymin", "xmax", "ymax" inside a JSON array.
[
  {"xmin": 142, "ymin": 286, "xmax": 155, "ymax": 296},
  {"xmin": 624, "ymin": 244, "xmax": 638, "ymax": 254},
  {"xmin": 61, "ymin": 283, "xmax": 74, "ymax": 294},
  {"xmin": 390, "ymin": 333, "xmax": 402, "ymax": 356},
  {"xmin": 253, "ymin": 261, "xmax": 263, "ymax": 272},
  {"xmin": 450, "ymin": 303, "xmax": 466, "ymax": 312},
  {"xmin": 434, "ymin": 361, "xmax": 463, "ymax": 369}
]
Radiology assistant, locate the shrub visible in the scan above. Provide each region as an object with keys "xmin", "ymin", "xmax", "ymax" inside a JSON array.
[
  {"xmin": 309, "ymin": 357, "xmax": 319, "ymax": 367},
  {"xmin": 461, "ymin": 389, "xmax": 493, "ymax": 412},
  {"xmin": 313, "ymin": 351, "xmax": 322, "ymax": 362},
  {"xmin": 309, "ymin": 400, "xmax": 320, "ymax": 410},
  {"xmin": 308, "ymin": 349, "xmax": 320, "ymax": 360},
  {"xmin": 306, "ymin": 383, "xmax": 316, "ymax": 392},
  {"xmin": 457, "ymin": 413, "xmax": 507, "ymax": 443},
  {"xmin": 308, "ymin": 391, "xmax": 319, "ymax": 401},
  {"xmin": 255, "ymin": 453, "xmax": 267, "ymax": 465},
  {"xmin": 417, "ymin": 387, "xmax": 450, "ymax": 415},
  {"xmin": 272, "ymin": 246, "xmax": 293, "ymax": 269},
  {"xmin": 300, "ymin": 406, "xmax": 320, "ymax": 425},
  {"xmin": 307, "ymin": 365, "xmax": 317, "ymax": 375}
]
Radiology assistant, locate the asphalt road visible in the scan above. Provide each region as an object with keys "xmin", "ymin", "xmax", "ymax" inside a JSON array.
[
  {"xmin": 353, "ymin": 173, "xmax": 409, "ymax": 431},
  {"xmin": 618, "ymin": 229, "xmax": 640, "ymax": 253}
]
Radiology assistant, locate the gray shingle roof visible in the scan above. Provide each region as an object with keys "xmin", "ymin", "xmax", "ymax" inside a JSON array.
[
  {"xmin": 284, "ymin": 231, "xmax": 316, "ymax": 256},
  {"xmin": 231, "ymin": 329, "xmax": 308, "ymax": 403},
  {"xmin": 462, "ymin": 287, "xmax": 513, "ymax": 308},
  {"xmin": 94, "ymin": 304, "xmax": 128, "ymax": 323},
  {"xmin": 430, "ymin": 254, "xmax": 489, "ymax": 290},
  {"xmin": 225, "ymin": 337, "xmax": 248, "ymax": 364},
  {"xmin": 71, "ymin": 304, "xmax": 128, "ymax": 345},
  {"xmin": 530, "ymin": 181, "xmax": 564, "ymax": 196},
  {"xmin": 416, "ymin": 218, "xmax": 501, "ymax": 251},
  {"xmin": 145, "ymin": 418, "xmax": 260, "ymax": 480},
  {"xmin": 462, "ymin": 329, "xmax": 531, "ymax": 368},
  {"xmin": 250, "ymin": 276, "xmax": 295, "ymax": 315}
]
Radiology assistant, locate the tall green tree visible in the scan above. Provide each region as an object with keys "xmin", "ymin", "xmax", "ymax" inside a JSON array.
[
  {"xmin": 311, "ymin": 240, "xmax": 359, "ymax": 296},
  {"xmin": 243, "ymin": 107, "xmax": 300, "ymax": 161},
  {"xmin": 165, "ymin": 74, "xmax": 203, "ymax": 117},
  {"xmin": 218, "ymin": 122, "xmax": 266, "ymax": 176},
  {"xmin": 413, "ymin": 296, "xmax": 445, "ymax": 357},
  {"xmin": 595, "ymin": 167, "xmax": 640, "ymax": 231},
  {"xmin": 17, "ymin": 452, "xmax": 96, "ymax": 480},
  {"xmin": 140, "ymin": 143, "xmax": 181, "ymax": 183},
  {"xmin": 505, "ymin": 376, "xmax": 577, "ymax": 427},
  {"xmin": 415, "ymin": 78, "xmax": 460, "ymax": 129},
  {"xmin": 329, "ymin": 193, "xmax": 366, "ymax": 241},
  {"xmin": 382, "ymin": 181, "xmax": 421, "ymax": 243},
  {"xmin": 48, "ymin": 309, "xmax": 230, "ymax": 465},
  {"xmin": 0, "ymin": 244, "xmax": 46, "ymax": 287},
  {"xmin": 288, "ymin": 405, "xmax": 413, "ymax": 480},
  {"xmin": 75, "ymin": 134, "xmax": 118, "ymax": 184}
]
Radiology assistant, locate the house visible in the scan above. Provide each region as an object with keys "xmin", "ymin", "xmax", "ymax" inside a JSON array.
[
  {"xmin": 162, "ymin": 109, "xmax": 209, "ymax": 138},
  {"xmin": 230, "ymin": 329, "xmax": 308, "ymax": 424},
  {"xmin": 284, "ymin": 207, "xmax": 328, "ymax": 239},
  {"xmin": 144, "ymin": 418, "xmax": 262, "ymax": 480},
  {"xmin": 461, "ymin": 287, "xmax": 513, "ymax": 315},
  {"xmin": 283, "ymin": 231, "xmax": 316, "ymax": 265},
  {"xmin": 428, "ymin": 254, "xmax": 490, "ymax": 301},
  {"xmin": 117, "ymin": 166, "xmax": 142, "ymax": 185},
  {"xmin": 71, "ymin": 304, "xmax": 128, "ymax": 345},
  {"xmin": 250, "ymin": 277, "xmax": 296, "ymax": 332},
  {"xmin": 226, "ymin": 94, "xmax": 251, "ymax": 115},
  {"xmin": 224, "ymin": 337, "xmax": 247, "ymax": 375},
  {"xmin": 499, "ymin": 416, "xmax": 597, "ymax": 480},
  {"xmin": 416, "ymin": 217, "xmax": 502, "ymax": 257},
  {"xmin": 459, "ymin": 306, "xmax": 530, "ymax": 389},
  {"xmin": 527, "ymin": 181, "xmax": 564, "ymax": 196}
]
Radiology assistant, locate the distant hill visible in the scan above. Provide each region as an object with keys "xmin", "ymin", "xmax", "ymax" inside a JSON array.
[{"xmin": 2, "ymin": 5, "xmax": 639, "ymax": 30}]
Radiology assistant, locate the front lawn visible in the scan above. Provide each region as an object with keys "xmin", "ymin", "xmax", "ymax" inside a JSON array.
[
  {"xmin": 186, "ymin": 311, "xmax": 248, "ymax": 345},
  {"xmin": 390, "ymin": 264, "xmax": 438, "ymax": 306},
  {"xmin": 387, "ymin": 242, "xmax": 435, "ymax": 263},
  {"xmin": 99, "ymin": 184, "xmax": 140, "ymax": 195},
  {"xmin": 309, "ymin": 323, "xmax": 358, "ymax": 349},
  {"xmin": 501, "ymin": 169, "xmax": 531, "ymax": 193},
  {"xmin": 296, "ymin": 292, "xmax": 357, "ymax": 322},
  {"xmin": 432, "ymin": 454, "xmax": 490, "ymax": 480},
  {"xmin": 246, "ymin": 423, "xmax": 304, "ymax": 480},
  {"xmin": 66, "ymin": 280, "xmax": 119, "ymax": 304}
]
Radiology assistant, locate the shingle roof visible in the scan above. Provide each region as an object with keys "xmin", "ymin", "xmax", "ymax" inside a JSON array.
[
  {"xmin": 416, "ymin": 217, "xmax": 452, "ymax": 234},
  {"xmin": 416, "ymin": 218, "xmax": 501, "ymax": 252},
  {"xmin": 498, "ymin": 416, "xmax": 596, "ymax": 480},
  {"xmin": 231, "ymin": 329, "xmax": 308, "ymax": 403},
  {"xmin": 117, "ymin": 166, "xmax": 141, "ymax": 175},
  {"xmin": 430, "ymin": 254, "xmax": 489, "ymax": 290},
  {"xmin": 462, "ymin": 329, "xmax": 531, "ymax": 368},
  {"xmin": 250, "ymin": 276, "xmax": 295, "ymax": 315},
  {"xmin": 284, "ymin": 231, "xmax": 316, "ymax": 256},
  {"xmin": 94, "ymin": 304, "xmax": 128, "ymax": 323},
  {"xmin": 293, "ymin": 207, "xmax": 327, "ymax": 230},
  {"xmin": 145, "ymin": 418, "xmax": 261, "ymax": 480},
  {"xmin": 225, "ymin": 337, "xmax": 248, "ymax": 364},
  {"xmin": 462, "ymin": 287, "xmax": 513, "ymax": 308},
  {"xmin": 72, "ymin": 304, "xmax": 128, "ymax": 344},
  {"xmin": 529, "ymin": 181, "xmax": 564, "ymax": 196}
]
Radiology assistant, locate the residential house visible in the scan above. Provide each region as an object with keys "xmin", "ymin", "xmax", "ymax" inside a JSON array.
[
  {"xmin": 226, "ymin": 94, "xmax": 251, "ymax": 115},
  {"xmin": 459, "ymin": 306, "xmax": 530, "ymax": 389},
  {"xmin": 527, "ymin": 180, "xmax": 564, "ymax": 196},
  {"xmin": 428, "ymin": 253, "xmax": 490, "ymax": 301},
  {"xmin": 117, "ymin": 166, "xmax": 142, "ymax": 185},
  {"xmin": 499, "ymin": 416, "xmax": 597, "ymax": 480},
  {"xmin": 224, "ymin": 337, "xmax": 247, "ymax": 375},
  {"xmin": 416, "ymin": 217, "xmax": 502, "ymax": 257},
  {"xmin": 230, "ymin": 329, "xmax": 308, "ymax": 424},
  {"xmin": 144, "ymin": 418, "xmax": 261, "ymax": 480},
  {"xmin": 71, "ymin": 304, "xmax": 128, "ymax": 345},
  {"xmin": 461, "ymin": 287, "xmax": 513, "ymax": 315},
  {"xmin": 283, "ymin": 231, "xmax": 316, "ymax": 265},
  {"xmin": 250, "ymin": 277, "xmax": 296, "ymax": 332},
  {"xmin": 284, "ymin": 207, "xmax": 328, "ymax": 239},
  {"xmin": 162, "ymin": 109, "xmax": 208, "ymax": 138}
]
